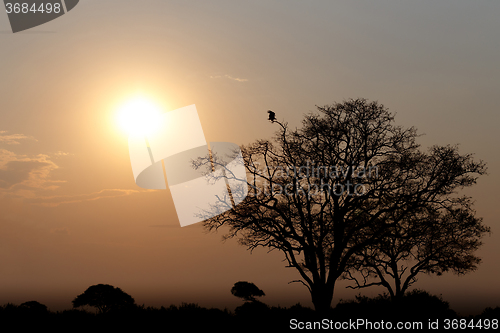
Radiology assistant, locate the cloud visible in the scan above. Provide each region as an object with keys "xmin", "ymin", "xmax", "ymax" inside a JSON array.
[
  {"xmin": 27, "ymin": 188, "xmax": 155, "ymax": 207},
  {"xmin": 210, "ymin": 74, "xmax": 248, "ymax": 82},
  {"xmin": 0, "ymin": 148, "xmax": 151, "ymax": 207},
  {"xmin": 0, "ymin": 131, "xmax": 37, "ymax": 145},
  {"xmin": 0, "ymin": 149, "xmax": 61, "ymax": 190},
  {"xmin": 0, "ymin": 160, "xmax": 51, "ymax": 189},
  {"xmin": 0, "ymin": 145, "xmax": 147, "ymax": 208},
  {"xmin": 53, "ymin": 151, "xmax": 73, "ymax": 158}
]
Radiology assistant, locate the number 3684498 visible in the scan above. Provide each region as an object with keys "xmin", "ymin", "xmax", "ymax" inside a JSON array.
[{"xmin": 5, "ymin": 2, "xmax": 62, "ymax": 14}]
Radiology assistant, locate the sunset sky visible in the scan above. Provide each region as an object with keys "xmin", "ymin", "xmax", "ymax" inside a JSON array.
[{"xmin": 0, "ymin": 0, "xmax": 499, "ymax": 315}]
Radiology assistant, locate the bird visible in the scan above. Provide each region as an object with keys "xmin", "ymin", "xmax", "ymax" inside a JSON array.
[{"xmin": 267, "ymin": 110, "xmax": 276, "ymax": 122}]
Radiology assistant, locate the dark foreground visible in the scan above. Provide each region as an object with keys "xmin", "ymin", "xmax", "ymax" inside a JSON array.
[{"xmin": 1, "ymin": 291, "xmax": 498, "ymax": 332}]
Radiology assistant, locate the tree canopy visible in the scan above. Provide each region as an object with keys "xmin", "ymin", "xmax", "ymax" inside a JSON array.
[
  {"xmin": 197, "ymin": 98, "xmax": 488, "ymax": 312},
  {"xmin": 231, "ymin": 281, "xmax": 266, "ymax": 302},
  {"xmin": 72, "ymin": 284, "xmax": 135, "ymax": 314}
]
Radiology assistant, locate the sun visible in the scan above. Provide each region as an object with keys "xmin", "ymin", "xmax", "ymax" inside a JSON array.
[{"xmin": 117, "ymin": 97, "xmax": 163, "ymax": 137}]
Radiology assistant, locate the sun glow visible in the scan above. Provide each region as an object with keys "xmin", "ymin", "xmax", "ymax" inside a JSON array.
[{"xmin": 117, "ymin": 97, "xmax": 163, "ymax": 137}]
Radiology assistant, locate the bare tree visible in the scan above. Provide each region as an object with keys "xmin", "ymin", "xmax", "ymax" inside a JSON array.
[
  {"xmin": 195, "ymin": 98, "xmax": 486, "ymax": 312},
  {"xmin": 345, "ymin": 194, "xmax": 490, "ymax": 300}
]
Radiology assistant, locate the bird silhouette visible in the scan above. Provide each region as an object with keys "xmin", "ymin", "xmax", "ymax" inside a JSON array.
[{"xmin": 267, "ymin": 110, "xmax": 276, "ymax": 122}]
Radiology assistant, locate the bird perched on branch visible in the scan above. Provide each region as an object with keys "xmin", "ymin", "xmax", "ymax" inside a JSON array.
[{"xmin": 267, "ymin": 110, "xmax": 276, "ymax": 122}]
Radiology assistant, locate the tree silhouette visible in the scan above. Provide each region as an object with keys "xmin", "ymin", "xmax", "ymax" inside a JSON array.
[
  {"xmin": 196, "ymin": 98, "xmax": 486, "ymax": 312},
  {"xmin": 72, "ymin": 284, "xmax": 135, "ymax": 314},
  {"xmin": 231, "ymin": 281, "xmax": 265, "ymax": 302},
  {"xmin": 19, "ymin": 301, "xmax": 48, "ymax": 314},
  {"xmin": 345, "ymin": 195, "xmax": 490, "ymax": 300}
]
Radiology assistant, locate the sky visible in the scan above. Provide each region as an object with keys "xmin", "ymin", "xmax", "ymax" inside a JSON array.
[{"xmin": 0, "ymin": 0, "xmax": 499, "ymax": 315}]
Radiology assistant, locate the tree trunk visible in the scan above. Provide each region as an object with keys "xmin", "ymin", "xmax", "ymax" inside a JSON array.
[
  {"xmin": 310, "ymin": 283, "xmax": 335, "ymax": 313},
  {"xmin": 391, "ymin": 274, "xmax": 405, "ymax": 302}
]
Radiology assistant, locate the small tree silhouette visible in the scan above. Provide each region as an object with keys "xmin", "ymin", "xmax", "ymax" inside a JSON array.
[
  {"xmin": 231, "ymin": 281, "xmax": 265, "ymax": 302},
  {"xmin": 19, "ymin": 301, "xmax": 48, "ymax": 314},
  {"xmin": 72, "ymin": 284, "xmax": 135, "ymax": 314}
]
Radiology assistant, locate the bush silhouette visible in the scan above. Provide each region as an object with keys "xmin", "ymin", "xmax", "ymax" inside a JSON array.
[
  {"xmin": 479, "ymin": 307, "xmax": 500, "ymax": 319},
  {"xmin": 19, "ymin": 301, "xmax": 48, "ymax": 314},
  {"xmin": 334, "ymin": 289, "xmax": 457, "ymax": 320},
  {"xmin": 234, "ymin": 300, "xmax": 269, "ymax": 316}
]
